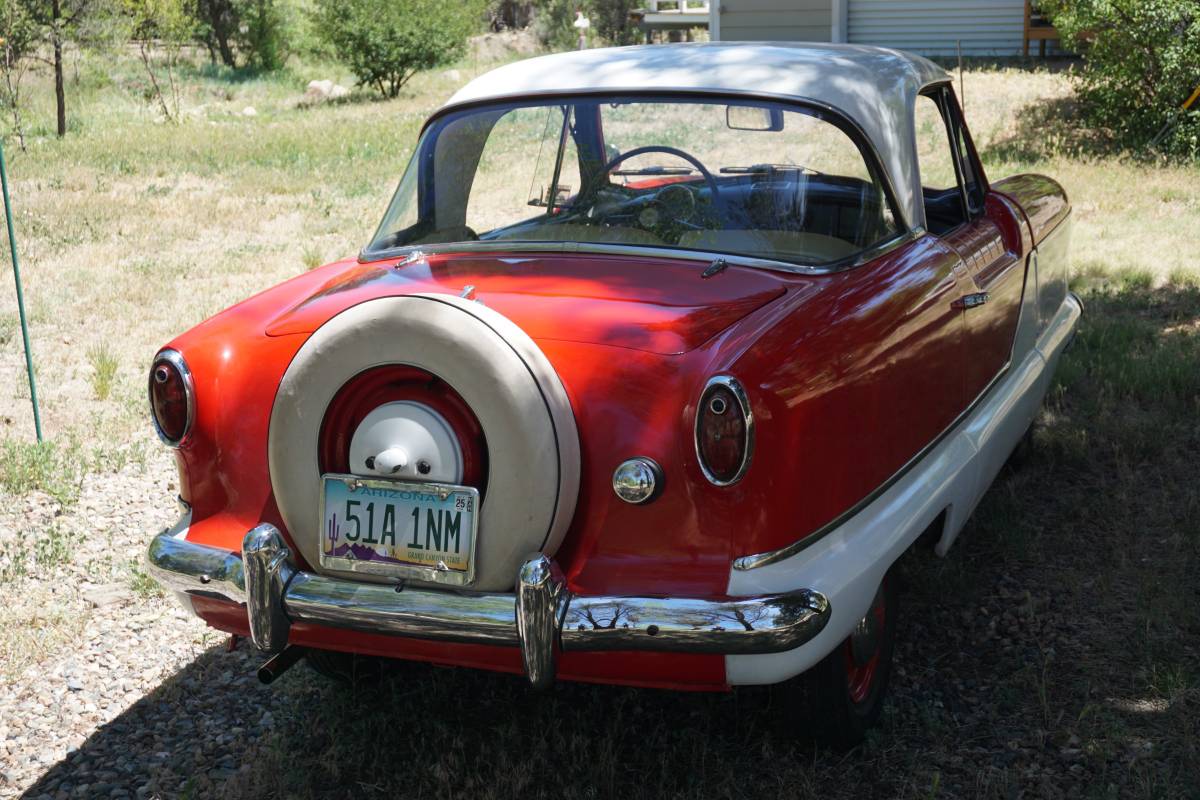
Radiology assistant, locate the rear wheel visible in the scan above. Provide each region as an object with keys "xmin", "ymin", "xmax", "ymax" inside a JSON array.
[{"xmin": 781, "ymin": 574, "xmax": 897, "ymax": 748}]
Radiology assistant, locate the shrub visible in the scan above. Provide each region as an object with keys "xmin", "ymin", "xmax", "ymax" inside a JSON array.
[
  {"xmin": 234, "ymin": 0, "xmax": 296, "ymax": 70},
  {"xmin": 314, "ymin": 0, "xmax": 483, "ymax": 98},
  {"xmin": 1044, "ymin": 0, "xmax": 1200, "ymax": 158}
]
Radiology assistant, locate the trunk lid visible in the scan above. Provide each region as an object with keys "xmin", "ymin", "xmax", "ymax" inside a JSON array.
[{"xmin": 265, "ymin": 252, "xmax": 787, "ymax": 355}]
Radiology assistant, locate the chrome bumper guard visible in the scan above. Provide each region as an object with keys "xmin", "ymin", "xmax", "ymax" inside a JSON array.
[{"xmin": 147, "ymin": 524, "xmax": 830, "ymax": 688}]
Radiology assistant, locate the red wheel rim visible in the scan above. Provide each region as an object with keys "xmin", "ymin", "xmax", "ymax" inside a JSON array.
[
  {"xmin": 844, "ymin": 585, "xmax": 888, "ymax": 705},
  {"xmin": 318, "ymin": 365, "xmax": 488, "ymax": 494}
]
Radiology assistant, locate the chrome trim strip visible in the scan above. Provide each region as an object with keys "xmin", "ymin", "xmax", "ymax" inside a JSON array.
[
  {"xmin": 733, "ymin": 290, "xmax": 1084, "ymax": 571},
  {"xmin": 695, "ymin": 375, "xmax": 755, "ymax": 486},
  {"xmin": 145, "ymin": 525, "xmax": 832, "ymax": 685},
  {"xmin": 148, "ymin": 348, "xmax": 195, "ymax": 448},
  {"xmin": 360, "ymin": 231, "xmax": 923, "ymax": 279}
]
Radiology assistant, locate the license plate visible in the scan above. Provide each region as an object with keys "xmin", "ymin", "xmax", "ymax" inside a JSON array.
[{"xmin": 318, "ymin": 474, "xmax": 479, "ymax": 586}]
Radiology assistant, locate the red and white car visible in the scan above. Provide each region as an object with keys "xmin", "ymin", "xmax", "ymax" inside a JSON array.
[{"xmin": 146, "ymin": 43, "xmax": 1078, "ymax": 744}]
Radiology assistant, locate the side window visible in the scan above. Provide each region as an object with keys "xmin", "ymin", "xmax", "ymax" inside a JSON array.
[
  {"xmin": 945, "ymin": 95, "xmax": 986, "ymax": 216},
  {"xmin": 913, "ymin": 92, "xmax": 967, "ymax": 234}
]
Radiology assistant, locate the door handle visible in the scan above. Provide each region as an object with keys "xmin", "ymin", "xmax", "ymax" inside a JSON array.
[{"xmin": 952, "ymin": 292, "xmax": 989, "ymax": 310}]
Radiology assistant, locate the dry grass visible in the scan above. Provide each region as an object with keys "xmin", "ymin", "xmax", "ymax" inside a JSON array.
[{"xmin": 0, "ymin": 50, "xmax": 1196, "ymax": 799}]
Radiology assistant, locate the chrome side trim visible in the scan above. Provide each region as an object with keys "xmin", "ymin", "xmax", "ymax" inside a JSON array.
[
  {"xmin": 145, "ymin": 525, "xmax": 832, "ymax": 687},
  {"xmin": 148, "ymin": 349, "xmax": 195, "ymax": 448},
  {"xmin": 695, "ymin": 375, "xmax": 754, "ymax": 486}
]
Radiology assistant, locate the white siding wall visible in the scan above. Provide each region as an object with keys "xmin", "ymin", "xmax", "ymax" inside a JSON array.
[
  {"xmin": 847, "ymin": 0, "xmax": 1025, "ymax": 56},
  {"xmin": 718, "ymin": 0, "xmax": 832, "ymax": 42}
]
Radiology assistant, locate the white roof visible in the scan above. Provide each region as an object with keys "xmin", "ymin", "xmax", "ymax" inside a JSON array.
[{"xmin": 446, "ymin": 43, "xmax": 951, "ymax": 230}]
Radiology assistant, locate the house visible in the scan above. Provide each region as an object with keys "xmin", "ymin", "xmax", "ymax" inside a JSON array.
[{"xmin": 709, "ymin": 0, "xmax": 1059, "ymax": 57}]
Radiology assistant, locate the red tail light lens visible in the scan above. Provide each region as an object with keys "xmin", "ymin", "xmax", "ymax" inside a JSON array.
[
  {"xmin": 695, "ymin": 376, "xmax": 753, "ymax": 485},
  {"xmin": 149, "ymin": 350, "xmax": 194, "ymax": 446}
]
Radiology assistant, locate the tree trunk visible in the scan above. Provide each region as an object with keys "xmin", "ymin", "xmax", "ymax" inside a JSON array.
[
  {"xmin": 52, "ymin": 0, "xmax": 65, "ymax": 137},
  {"xmin": 202, "ymin": 0, "xmax": 238, "ymax": 68}
]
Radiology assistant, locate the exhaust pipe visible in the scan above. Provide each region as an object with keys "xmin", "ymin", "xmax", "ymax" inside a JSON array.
[{"xmin": 257, "ymin": 645, "xmax": 307, "ymax": 685}]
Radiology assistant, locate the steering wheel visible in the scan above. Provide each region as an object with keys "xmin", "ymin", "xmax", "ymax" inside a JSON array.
[{"xmin": 589, "ymin": 145, "xmax": 724, "ymax": 223}]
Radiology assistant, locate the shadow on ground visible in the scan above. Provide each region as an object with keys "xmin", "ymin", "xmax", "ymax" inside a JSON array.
[
  {"xmin": 23, "ymin": 283, "xmax": 1200, "ymax": 800},
  {"xmin": 981, "ymin": 93, "xmax": 1124, "ymax": 164}
]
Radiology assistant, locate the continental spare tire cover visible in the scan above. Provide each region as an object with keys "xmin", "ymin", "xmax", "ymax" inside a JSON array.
[{"xmin": 268, "ymin": 293, "xmax": 580, "ymax": 592}]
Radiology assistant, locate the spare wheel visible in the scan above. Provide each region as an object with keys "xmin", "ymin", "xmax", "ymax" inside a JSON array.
[{"xmin": 268, "ymin": 293, "xmax": 580, "ymax": 592}]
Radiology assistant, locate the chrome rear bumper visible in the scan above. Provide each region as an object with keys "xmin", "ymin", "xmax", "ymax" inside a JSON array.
[{"xmin": 147, "ymin": 524, "xmax": 830, "ymax": 688}]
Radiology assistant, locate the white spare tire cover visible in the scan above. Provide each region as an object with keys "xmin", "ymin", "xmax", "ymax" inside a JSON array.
[{"xmin": 268, "ymin": 293, "xmax": 580, "ymax": 591}]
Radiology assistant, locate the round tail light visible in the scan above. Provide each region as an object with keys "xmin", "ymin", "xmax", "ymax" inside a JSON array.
[
  {"xmin": 149, "ymin": 350, "xmax": 194, "ymax": 446},
  {"xmin": 695, "ymin": 375, "xmax": 753, "ymax": 485}
]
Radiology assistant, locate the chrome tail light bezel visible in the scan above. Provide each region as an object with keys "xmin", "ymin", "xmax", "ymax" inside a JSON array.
[
  {"xmin": 149, "ymin": 348, "xmax": 195, "ymax": 447},
  {"xmin": 694, "ymin": 375, "xmax": 754, "ymax": 486}
]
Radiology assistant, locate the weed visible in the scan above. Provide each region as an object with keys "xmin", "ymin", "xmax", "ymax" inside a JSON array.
[
  {"xmin": 0, "ymin": 438, "xmax": 83, "ymax": 506},
  {"xmin": 129, "ymin": 558, "xmax": 164, "ymax": 599},
  {"xmin": 87, "ymin": 343, "xmax": 120, "ymax": 401},
  {"xmin": 32, "ymin": 526, "xmax": 72, "ymax": 570},
  {"xmin": 301, "ymin": 244, "xmax": 324, "ymax": 270}
]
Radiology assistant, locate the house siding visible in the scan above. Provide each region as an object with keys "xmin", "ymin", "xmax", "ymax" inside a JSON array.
[
  {"xmin": 846, "ymin": 0, "xmax": 1026, "ymax": 56},
  {"xmin": 718, "ymin": 0, "xmax": 832, "ymax": 42},
  {"xmin": 715, "ymin": 0, "xmax": 1032, "ymax": 57}
]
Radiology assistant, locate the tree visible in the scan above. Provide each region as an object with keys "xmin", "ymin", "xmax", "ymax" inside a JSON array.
[
  {"xmin": 1043, "ymin": 0, "xmax": 1200, "ymax": 157},
  {"xmin": 0, "ymin": 0, "xmax": 37, "ymax": 147},
  {"xmin": 21, "ymin": 0, "xmax": 114, "ymax": 137},
  {"xmin": 314, "ymin": 0, "xmax": 482, "ymax": 98},
  {"xmin": 124, "ymin": 0, "xmax": 194, "ymax": 121}
]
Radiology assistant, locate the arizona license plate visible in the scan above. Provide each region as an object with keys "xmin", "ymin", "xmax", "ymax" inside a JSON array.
[{"xmin": 319, "ymin": 474, "xmax": 479, "ymax": 585}]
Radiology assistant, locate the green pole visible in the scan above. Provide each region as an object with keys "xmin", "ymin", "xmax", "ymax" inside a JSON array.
[{"xmin": 0, "ymin": 137, "xmax": 43, "ymax": 442}]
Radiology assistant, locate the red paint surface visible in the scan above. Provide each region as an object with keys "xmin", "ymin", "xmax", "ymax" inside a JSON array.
[{"xmin": 165, "ymin": 180, "xmax": 1058, "ymax": 687}]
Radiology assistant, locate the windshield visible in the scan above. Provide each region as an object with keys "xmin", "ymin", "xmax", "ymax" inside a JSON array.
[{"xmin": 366, "ymin": 95, "xmax": 902, "ymax": 267}]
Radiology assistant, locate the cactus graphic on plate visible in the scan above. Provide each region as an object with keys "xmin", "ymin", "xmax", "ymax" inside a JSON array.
[{"xmin": 326, "ymin": 514, "xmax": 340, "ymax": 554}]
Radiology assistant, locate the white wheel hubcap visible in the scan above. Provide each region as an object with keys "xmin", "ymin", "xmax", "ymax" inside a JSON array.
[{"xmin": 348, "ymin": 401, "xmax": 464, "ymax": 483}]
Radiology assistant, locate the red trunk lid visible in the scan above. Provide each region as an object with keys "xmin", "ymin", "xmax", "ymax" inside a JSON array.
[{"xmin": 265, "ymin": 252, "xmax": 786, "ymax": 355}]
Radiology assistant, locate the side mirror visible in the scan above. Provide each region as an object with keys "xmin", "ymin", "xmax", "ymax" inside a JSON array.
[{"xmin": 726, "ymin": 105, "xmax": 784, "ymax": 132}]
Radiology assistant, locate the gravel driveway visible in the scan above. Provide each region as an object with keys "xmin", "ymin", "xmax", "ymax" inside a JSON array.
[{"xmin": 0, "ymin": 455, "xmax": 284, "ymax": 800}]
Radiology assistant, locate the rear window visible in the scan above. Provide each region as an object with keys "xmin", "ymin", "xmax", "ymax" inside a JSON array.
[{"xmin": 367, "ymin": 95, "xmax": 902, "ymax": 268}]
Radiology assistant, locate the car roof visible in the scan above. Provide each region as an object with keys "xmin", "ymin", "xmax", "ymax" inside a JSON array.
[{"xmin": 445, "ymin": 42, "xmax": 952, "ymax": 231}]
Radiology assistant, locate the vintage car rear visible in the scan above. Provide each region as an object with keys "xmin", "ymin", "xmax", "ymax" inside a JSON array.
[{"xmin": 145, "ymin": 43, "xmax": 1079, "ymax": 744}]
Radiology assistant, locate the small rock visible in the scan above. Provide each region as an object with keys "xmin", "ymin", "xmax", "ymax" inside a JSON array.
[
  {"xmin": 443, "ymin": 69, "xmax": 462, "ymax": 82},
  {"xmin": 242, "ymin": 106, "xmax": 257, "ymax": 117},
  {"xmin": 66, "ymin": 677, "xmax": 83, "ymax": 692},
  {"xmin": 83, "ymin": 584, "xmax": 132, "ymax": 609}
]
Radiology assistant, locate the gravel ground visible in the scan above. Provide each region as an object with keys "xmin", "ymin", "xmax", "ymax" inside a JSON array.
[{"xmin": 0, "ymin": 453, "xmax": 284, "ymax": 800}]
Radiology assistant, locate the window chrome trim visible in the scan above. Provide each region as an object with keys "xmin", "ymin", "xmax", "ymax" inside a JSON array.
[
  {"xmin": 695, "ymin": 375, "xmax": 754, "ymax": 486},
  {"xmin": 148, "ymin": 348, "xmax": 195, "ymax": 448}
]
